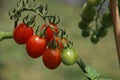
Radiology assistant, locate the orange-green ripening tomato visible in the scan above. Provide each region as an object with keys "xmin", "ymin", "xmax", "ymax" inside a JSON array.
[
  {"xmin": 87, "ymin": 0, "xmax": 102, "ymax": 7},
  {"xmin": 61, "ymin": 47, "xmax": 78, "ymax": 66}
]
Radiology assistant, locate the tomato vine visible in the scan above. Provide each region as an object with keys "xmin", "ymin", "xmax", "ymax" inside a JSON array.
[{"xmin": 0, "ymin": 0, "xmax": 120, "ymax": 80}]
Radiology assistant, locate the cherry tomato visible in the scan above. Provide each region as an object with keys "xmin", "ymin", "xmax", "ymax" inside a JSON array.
[
  {"xmin": 41, "ymin": 23, "xmax": 58, "ymax": 43},
  {"xmin": 61, "ymin": 47, "xmax": 78, "ymax": 65},
  {"xmin": 97, "ymin": 27, "xmax": 108, "ymax": 38},
  {"xmin": 26, "ymin": 35, "xmax": 47, "ymax": 58},
  {"xmin": 82, "ymin": 3, "xmax": 96, "ymax": 21},
  {"xmin": 101, "ymin": 12, "xmax": 112, "ymax": 28},
  {"xmin": 78, "ymin": 20, "xmax": 88, "ymax": 29},
  {"xmin": 81, "ymin": 29, "xmax": 90, "ymax": 38},
  {"xmin": 90, "ymin": 33, "xmax": 99, "ymax": 44},
  {"xmin": 87, "ymin": 0, "xmax": 102, "ymax": 7},
  {"xmin": 55, "ymin": 37, "xmax": 67, "ymax": 49},
  {"xmin": 14, "ymin": 23, "xmax": 33, "ymax": 44},
  {"xmin": 42, "ymin": 48, "xmax": 61, "ymax": 70}
]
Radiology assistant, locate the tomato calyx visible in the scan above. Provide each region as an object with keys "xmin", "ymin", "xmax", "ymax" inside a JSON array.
[
  {"xmin": 40, "ymin": 23, "xmax": 59, "ymax": 43},
  {"xmin": 48, "ymin": 15, "xmax": 60, "ymax": 25},
  {"xmin": 22, "ymin": 15, "xmax": 36, "ymax": 28}
]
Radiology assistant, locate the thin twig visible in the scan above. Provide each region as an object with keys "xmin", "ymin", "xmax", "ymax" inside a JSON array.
[
  {"xmin": 95, "ymin": 0, "xmax": 106, "ymax": 30},
  {"xmin": 0, "ymin": 31, "xmax": 13, "ymax": 41},
  {"xmin": 76, "ymin": 57, "xmax": 91, "ymax": 80},
  {"xmin": 110, "ymin": 0, "xmax": 120, "ymax": 65}
]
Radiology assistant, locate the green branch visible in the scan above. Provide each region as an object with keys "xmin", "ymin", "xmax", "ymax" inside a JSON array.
[
  {"xmin": 77, "ymin": 57, "xmax": 86, "ymax": 73},
  {"xmin": 77, "ymin": 56, "xmax": 112, "ymax": 80},
  {"xmin": 77, "ymin": 57, "xmax": 91, "ymax": 80},
  {"xmin": 0, "ymin": 31, "xmax": 13, "ymax": 41}
]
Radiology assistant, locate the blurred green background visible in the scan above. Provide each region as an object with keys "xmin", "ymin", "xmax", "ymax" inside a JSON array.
[{"xmin": 0, "ymin": 0, "xmax": 120, "ymax": 80}]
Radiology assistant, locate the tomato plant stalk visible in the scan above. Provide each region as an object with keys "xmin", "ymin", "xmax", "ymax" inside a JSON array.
[
  {"xmin": 0, "ymin": 31, "xmax": 13, "ymax": 41},
  {"xmin": 110, "ymin": 0, "xmax": 120, "ymax": 65},
  {"xmin": 0, "ymin": 0, "xmax": 118, "ymax": 80}
]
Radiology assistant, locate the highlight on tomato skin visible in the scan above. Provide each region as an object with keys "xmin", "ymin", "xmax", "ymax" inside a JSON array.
[
  {"xmin": 90, "ymin": 33, "xmax": 99, "ymax": 44},
  {"xmin": 42, "ymin": 48, "xmax": 61, "ymax": 70},
  {"xmin": 26, "ymin": 35, "xmax": 47, "ymax": 58},
  {"xmin": 61, "ymin": 47, "xmax": 78, "ymax": 66},
  {"xmin": 13, "ymin": 23, "xmax": 33, "ymax": 44}
]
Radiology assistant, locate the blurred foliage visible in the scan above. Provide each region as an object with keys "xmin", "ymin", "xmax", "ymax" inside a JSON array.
[{"xmin": 0, "ymin": 0, "xmax": 120, "ymax": 80}]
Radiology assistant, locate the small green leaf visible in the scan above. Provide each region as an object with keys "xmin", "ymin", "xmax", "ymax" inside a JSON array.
[
  {"xmin": 85, "ymin": 66, "xmax": 100, "ymax": 80},
  {"xmin": 99, "ymin": 78, "xmax": 112, "ymax": 80}
]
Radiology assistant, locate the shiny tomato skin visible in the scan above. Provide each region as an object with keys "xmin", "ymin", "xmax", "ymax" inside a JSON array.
[
  {"xmin": 14, "ymin": 23, "xmax": 33, "ymax": 44},
  {"xmin": 41, "ymin": 23, "xmax": 58, "ymax": 43},
  {"xmin": 45, "ymin": 26, "xmax": 54, "ymax": 42},
  {"xmin": 42, "ymin": 48, "xmax": 61, "ymax": 70},
  {"xmin": 61, "ymin": 48, "xmax": 78, "ymax": 65},
  {"xmin": 26, "ymin": 35, "xmax": 47, "ymax": 58}
]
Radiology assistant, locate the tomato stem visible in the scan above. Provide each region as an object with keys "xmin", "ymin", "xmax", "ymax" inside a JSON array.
[
  {"xmin": 0, "ymin": 31, "xmax": 13, "ymax": 41},
  {"xmin": 95, "ymin": 0, "xmax": 105, "ymax": 31},
  {"xmin": 110, "ymin": 0, "xmax": 120, "ymax": 65},
  {"xmin": 76, "ymin": 57, "xmax": 91, "ymax": 80},
  {"xmin": 76, "ymin": 57, "xmax": 86, "ymax": 72},
  {"xmin": 14, "ymin": 19, "xmax": 19, "ymax": 28}
]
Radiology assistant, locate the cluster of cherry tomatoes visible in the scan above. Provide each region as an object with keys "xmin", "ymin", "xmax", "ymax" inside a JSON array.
[
  {"xmin": 78, "ymin": 0, "xmax": 112, "ymax": 44},
  {"xmin": 13, "ymin": 22, "xmax": 78, "ymax": 70}
]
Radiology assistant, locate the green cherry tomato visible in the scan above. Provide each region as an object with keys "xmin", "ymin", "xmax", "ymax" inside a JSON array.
[
  {"xmin": 61, "ymin": 47, "xmax": 78, "ymax": 66},
  {"xmin": 82, "ymin": 3, "xmax": 96, "ymax": 21},
  {"xmin": 98, "ymin": 27, "xmax": 108, "ymax": 38},
  {"xmin": 101, "ymin": 12, "xmax": 112, "ymax": 28},
  {"xmin": 87, "ymin": 0, "xmax": 102, "ymax": 7},
  {"xmin": 78, "ymin": 20, "xmax": 89, "ymax": 29},
  {"xmin": 81, "ymin": 29, "xmax": 90, "ymax": 38},
  {"xmin": 90, "ymin": 33, "xmax": 99, "ymax": 44}
]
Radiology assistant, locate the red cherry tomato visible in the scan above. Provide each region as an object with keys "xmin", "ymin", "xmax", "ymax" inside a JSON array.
[
  {"xmin": 14, "ymin": 23, "xmax": 33, "ymax": 44},
  {"xmin": 41, "ymin": 23, "xmax": 58, "ymax": 43},
  {"xmin": 42, "ymin": 48, "xmax": 61, "ymax": 70},
  {"xmin": 26, "ymin": 35, "xmax": 47, "ymax": 58}
]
